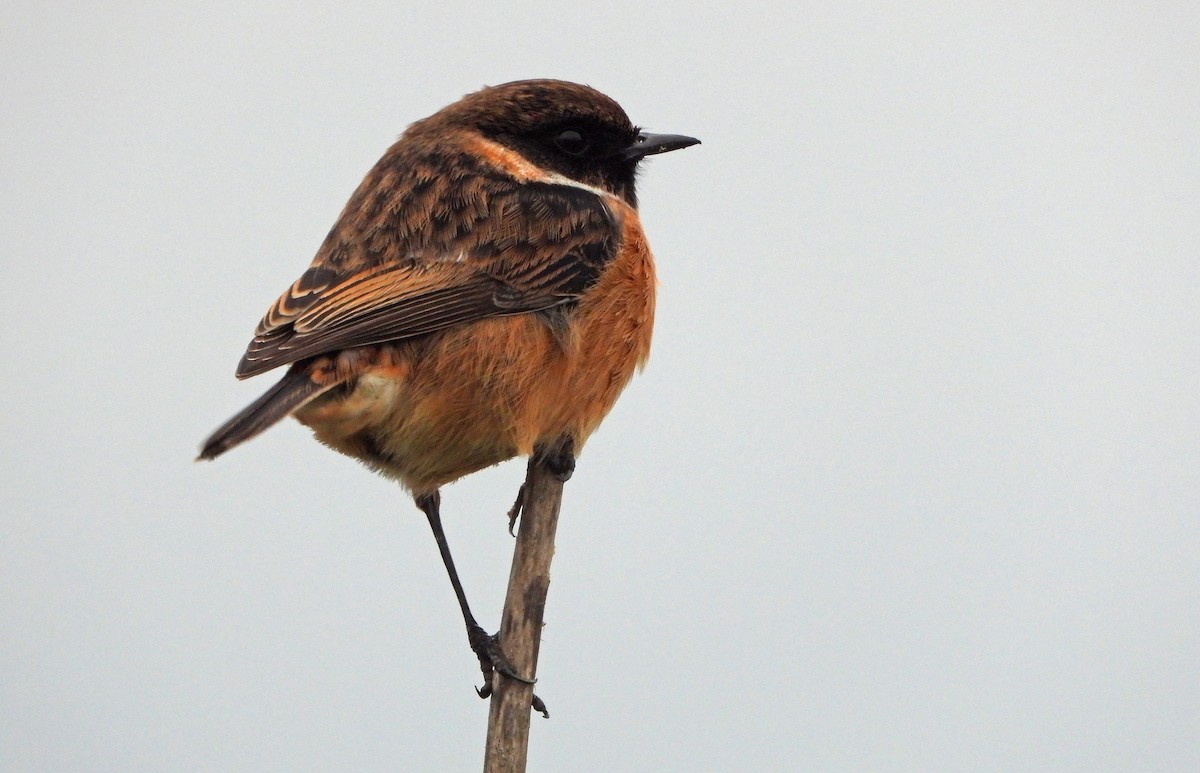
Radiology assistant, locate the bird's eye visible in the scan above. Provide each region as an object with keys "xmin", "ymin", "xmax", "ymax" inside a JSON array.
[{"xmin": 553, "ymin": 129, "xmax": 590, "ymax": 156}]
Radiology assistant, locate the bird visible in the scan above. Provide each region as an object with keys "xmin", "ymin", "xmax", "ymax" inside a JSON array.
[{"xmin": 199, "ymin": 79, "xmax": 698, "ymax": 710}]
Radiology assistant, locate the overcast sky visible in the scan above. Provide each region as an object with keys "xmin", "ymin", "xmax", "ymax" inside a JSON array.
[{"xmin": 2, "ymin": 3, "xmax": 1197, "ymax": 771}]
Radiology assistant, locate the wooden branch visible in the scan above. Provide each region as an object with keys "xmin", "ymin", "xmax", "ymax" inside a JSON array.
[{"xmin": 483, "ymin": 458, "xmax": 564, "ymax": 772}]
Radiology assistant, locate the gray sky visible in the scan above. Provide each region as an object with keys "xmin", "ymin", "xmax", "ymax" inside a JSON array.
[{"xmin": 2, "ymin": 2, "xmax": 1197, "ymax": 771}]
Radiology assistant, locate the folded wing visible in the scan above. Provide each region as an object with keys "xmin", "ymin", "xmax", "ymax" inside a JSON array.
[{"xmin": 236, "ymin": 182, "xmax": 620, "ymax": 379}]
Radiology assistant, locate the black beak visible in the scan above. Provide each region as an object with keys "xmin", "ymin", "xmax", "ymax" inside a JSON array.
[{"xmin": 621, "ymin": 132, "xmax": 701, "ymax": 161}]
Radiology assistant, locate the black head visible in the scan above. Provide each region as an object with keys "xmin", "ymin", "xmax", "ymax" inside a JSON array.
[{"xmin": 422, "ymin": 79, "xmax": 699, "ymax": 206}]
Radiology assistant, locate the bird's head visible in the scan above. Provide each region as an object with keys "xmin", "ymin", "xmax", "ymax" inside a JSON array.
[{"xmin": 413, "ymin": 79, "xmax": 699, "ymax": 206}]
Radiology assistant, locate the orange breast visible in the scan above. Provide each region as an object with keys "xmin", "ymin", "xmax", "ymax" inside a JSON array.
[
  {"xmin": 296, "ymin": 203, "xmax": 656, "ymax": 495},
  {"xmin": 526, "ymin": 209, "xmax": 656, "ymax": 446}
]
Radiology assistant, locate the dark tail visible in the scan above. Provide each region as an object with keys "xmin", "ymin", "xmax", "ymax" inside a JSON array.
[{"xmin": 198, "ymin": 367, "xmax": 334, "ymax": 461}]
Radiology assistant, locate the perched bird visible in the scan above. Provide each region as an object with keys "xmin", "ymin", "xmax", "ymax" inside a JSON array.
[{"xmin": 199, "ymin": 79, "xmax": 697, "ymax": 707}]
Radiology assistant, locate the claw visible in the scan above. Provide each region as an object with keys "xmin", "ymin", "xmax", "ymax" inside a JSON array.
[
  {"xmin": 468, "ymin": 625, "xmax": 535, "ymax": 683},
  {"xmin": 467, "ymin": 625, "xmax": 548, "ymax": 716},
  {"xmin": 507, "ymin": 484, "xmax": 525, "ymax": 537},
  {"xmin": 476, "ymin": 680, "xmax": 548, "ymax": 717}
]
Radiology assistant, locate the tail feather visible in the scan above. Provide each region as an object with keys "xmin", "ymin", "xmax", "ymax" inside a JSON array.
[{"xmin": 198, "ymin": 368, "xmax": 334, "ymax": 461}]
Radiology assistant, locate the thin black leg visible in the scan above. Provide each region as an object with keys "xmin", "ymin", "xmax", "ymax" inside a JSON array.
[{"xmin": 414, "ymin": 491, "xmax": 535, "ymax": 700}]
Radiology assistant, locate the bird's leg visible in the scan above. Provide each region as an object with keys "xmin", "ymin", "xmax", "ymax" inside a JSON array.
[{"xmin": 415, "ymin": 491, "xmax": 544, "ymax": 712}]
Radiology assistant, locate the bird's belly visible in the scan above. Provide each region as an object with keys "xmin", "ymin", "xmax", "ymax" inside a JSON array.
[{"xmin": 295, "ymin": 243, "xmax": 655, "ymax": 494}]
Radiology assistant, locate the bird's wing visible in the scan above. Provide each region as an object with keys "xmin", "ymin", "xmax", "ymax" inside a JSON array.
[{"xmin": 235, "ymin": 182, "xmax": 620, "ymax": 378}]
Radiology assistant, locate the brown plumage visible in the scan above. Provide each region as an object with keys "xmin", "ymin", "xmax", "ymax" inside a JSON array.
[{"xmin": 199, "ymin": 78, "xmax": 697, "ymax": 705}]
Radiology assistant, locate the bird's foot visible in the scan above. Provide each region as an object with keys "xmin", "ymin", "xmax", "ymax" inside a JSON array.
[
  {"xmin": 534, "ymin": 437, "xmax": 575, "ymax": 482},
  {"xmin": 467, "ymin": 625, "xmax": 549, "ymax": 718}
]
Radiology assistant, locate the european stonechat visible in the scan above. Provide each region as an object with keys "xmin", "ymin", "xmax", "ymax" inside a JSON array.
[{"xmin": 200, "ymin": 79, "xmax": 698, "ymax": 706}]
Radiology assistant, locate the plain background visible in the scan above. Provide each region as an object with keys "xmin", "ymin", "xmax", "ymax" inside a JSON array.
[{"xmin": 2, "ymin": 3, "xmax": 1197, "ymax": 771}]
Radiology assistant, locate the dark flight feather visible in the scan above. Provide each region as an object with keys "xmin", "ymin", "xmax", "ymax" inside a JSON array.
[{"xmin": 198, "ymin": 367, "xmax": 334, "ymax": 460}]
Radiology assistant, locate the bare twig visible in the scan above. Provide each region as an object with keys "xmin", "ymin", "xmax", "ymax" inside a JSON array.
[{"xmin": 482, "ymin": 457, "xmax": 564, "ymax": 772}]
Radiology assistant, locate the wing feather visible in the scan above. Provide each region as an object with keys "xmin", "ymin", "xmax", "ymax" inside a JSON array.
[{"xmin": 235, "ymin": 179, "xmax": 620, "ymax": 379}]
